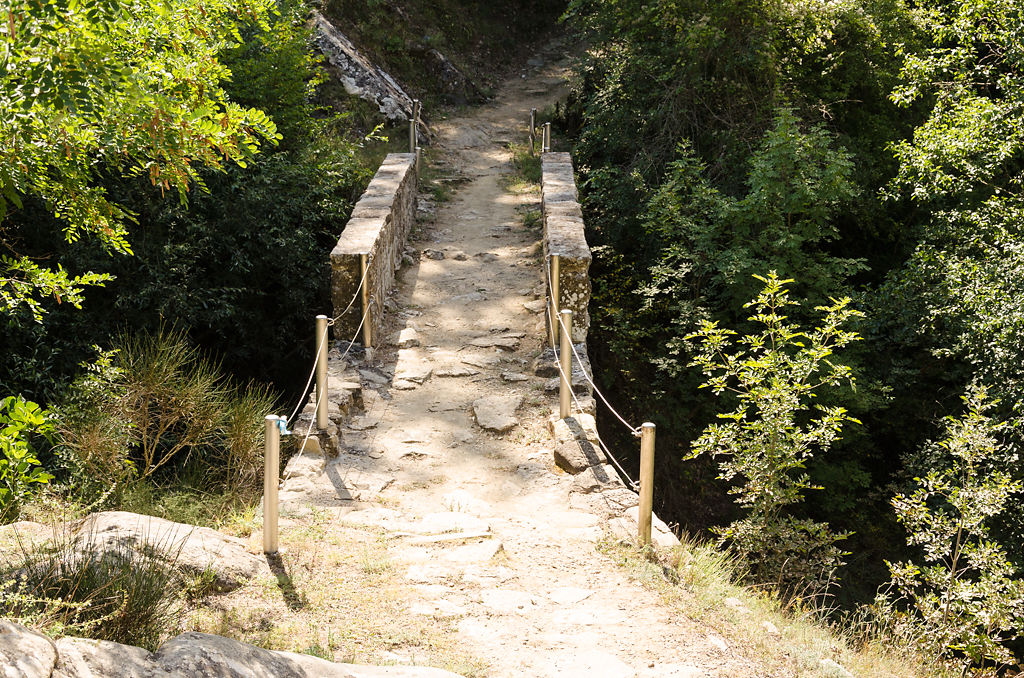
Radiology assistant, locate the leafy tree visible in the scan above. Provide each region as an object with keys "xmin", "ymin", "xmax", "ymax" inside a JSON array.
[
  {"xmin": 687, "ymin": 273, "xmax": 862, "ymax": 594},
  {"xmin": 0, "ymin": 0, "xmax": 281, "ymax": 320},
  {"xmin": 868, "ymin": 0, "xmax": 1024, "ymax": 556},
  {"xmin": 641, "ymin": 108, "xmax": 863, "ymax": 365},
  {"xmin": 0, "ymin": 1, "xmax": 373, "ymax": 400},
  {"xmin": 884, "ymin": 386, "xmax": 1024, "ymax": 670}
]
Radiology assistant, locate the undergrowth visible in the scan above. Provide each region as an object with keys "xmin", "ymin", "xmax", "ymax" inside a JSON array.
[
  {"xmin": 599, "ymin": 536, "xmax": 957, "ymax": 678},
  {"xmin": 1, "ymin": 528, "xmax": 184, "ymax": 650}
]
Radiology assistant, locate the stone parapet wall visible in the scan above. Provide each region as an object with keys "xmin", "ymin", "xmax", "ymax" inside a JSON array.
[
  {"xmin": 540, "ymin": 151, "xmax": 679, "ymax": 549},
  {"xmin": 331, "ymin": 153, "xmax": 418, "ymax": 345},
  {"xmin": 541, "ymin": 152, "xmax": 590, "ymax": 344}
]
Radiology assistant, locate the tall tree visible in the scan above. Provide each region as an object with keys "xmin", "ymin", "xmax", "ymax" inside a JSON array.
[{"xmin": 0, "ymin": 0, "xmax": 281, "ymax": 320}]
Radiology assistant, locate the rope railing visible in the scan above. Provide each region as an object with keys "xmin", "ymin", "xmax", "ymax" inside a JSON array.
[
  {"xmin": 549, "ymin": 305, "xmax": 639, "ymax": 490},
  {"xmin": 544, "ymin": 256, "xmax": 641, "ymax": 437},
  {"xmin": 266, "ymin": 257, "xmax": 372, "ymax": 555},
  {"xmin": 285, "ymin": 261, "xmax": 371, "ymax": 427},
  {"xmin": 267, "ymin": 105, "xmax": 427, "ymax": 555},
  {"xmin": 540, "ymin": 116, "xmax": 659, "ymax": 546}
]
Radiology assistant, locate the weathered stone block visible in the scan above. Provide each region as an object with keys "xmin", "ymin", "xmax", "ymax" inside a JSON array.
[
  {"xmin": 554, "ymin": 438, "xmax": 608, "ymax": 474},
  {"xmin": 542, "ymin": 156, "xmax": 591, "ymax": 344}
]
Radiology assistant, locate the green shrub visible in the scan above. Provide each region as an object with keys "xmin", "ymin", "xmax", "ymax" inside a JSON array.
[
  {"xmin": 510, "ymin": 144, "xmax": 542, "ymax": 184},
  {"xmin": 51, "ymin": 350, "xmax": 136, "ymax": 499},
  {"xmin": 54, "ymin": 330, "xmax": 276, "ymax": 498},
  {"xmin": 687, "ymin": 272, "xmax": 862, "ymax": 596},
  {"xmin": 882, "ymin": 386, "xmax": 1024, "ymax": 671},
  {"xmin": 0, "ymin": 396, "xmax": 54, "ymax": 523}
]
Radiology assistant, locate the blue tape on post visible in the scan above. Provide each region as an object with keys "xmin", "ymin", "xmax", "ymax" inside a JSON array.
[{"xmin": 276, "ymin": 417, "xmax": 290, "ymax": 436}]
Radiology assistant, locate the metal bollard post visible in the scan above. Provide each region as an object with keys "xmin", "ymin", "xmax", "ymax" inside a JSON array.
[
  {"xmin": 409, "ymin": 99, "xmax": 422, "ymax": 154},
  {"xmin": 559, "ymin": 309, "xmax": 573, "ymax": 419},
  {"xmin": 360, "ymin": 253, "xmax": 372, "ymax": 351},
  {"xmin": 542, "ymin": 122, "xmax": 551, "ymax": 153},
  {"xmin": 415, "ymin": 146, "xmax": 422, "ymax": 175},
  {"xmin": 638, "ymin": 422, "xmax": 656, "ymax": 546},
  {"xmin": 315, "ymin": 315, "xmax": 329, "ymax": 430},
  {"xmin": 530, "ymin": 108, "xmax": 537, "ymax": 154},
  {"xmin": 549, "ymin": 255, "xmax": 560, "ymax": 349},
  {"xmin": 263, "ymin": 415, "xmax": 280, "ymax": 554}
]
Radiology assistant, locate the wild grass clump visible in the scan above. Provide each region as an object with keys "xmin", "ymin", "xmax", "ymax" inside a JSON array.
[
  {"xmin": 509, "ymin": 143, "xmax": 541, "ymax": 184},
  {"xmin": 602, "ymin": 535, "xmax": 956, "ymax": 677},
  {"xmin": 51, "ymin": 329, "xmax": 277, "ymax": 511},
  {"xmin": 1, "ymin": 529, "xmax": 183, "ymax": 649}
]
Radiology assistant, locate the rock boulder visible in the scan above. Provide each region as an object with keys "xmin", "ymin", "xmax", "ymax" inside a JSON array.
[
  {"xmin": 0, "ymin": 620, "xmax": 56, "ymax": 678},
  {"xmin": 74, "ymin": 511, "xmax": 266, "ymax": 592}
]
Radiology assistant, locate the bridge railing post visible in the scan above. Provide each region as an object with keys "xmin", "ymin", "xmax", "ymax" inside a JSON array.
[
  {"xmin": 409, "ymin": 99, "xmax": 422, "ymax": 153},
  {"xmin": 559, "ymin": 309, "xmax": 573, "ymax": 419},
  {"xmin": 263, "ymin": 415, "xmax": 281, "ymax": 554},
  {"xmin": 638, "ymin": 422, "xmax": 656, "ymax": 546},
  {"xmin": 549, "ymin": 255, "xmax": 560, "ymax": 349},
  {"xmin": 530, "ymin": 108, "xmax": 537, "ymax": 155},
  {"xmin": 360, "ymin": 253, "xmax": 373, "ymax": 357},
  {"xmin": 315, "ymin": 315, "xmax": 329, "ymax": 430},
  {"xmin": 542, "ymin": 122, "xmax": 551, "ymax": 153}
]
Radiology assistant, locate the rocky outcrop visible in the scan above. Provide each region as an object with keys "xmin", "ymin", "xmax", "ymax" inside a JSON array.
[
  {"xmin": 0, "ymin": 620, "xmax": 56, "ymax": 678},
  {"xmin": 312, "ymin": 11, "xmax": 415, "ymax": 122},
  {"xmin": 0, "ymin": 520, "xmax": 53, "ymax": 557},
  {"xmin": 74, "ymin": 511, "xmax": 267, "ymax": 592},
  {"xmin": 1, "ymin": 621, "xmax": 465, "ymax": 678}
]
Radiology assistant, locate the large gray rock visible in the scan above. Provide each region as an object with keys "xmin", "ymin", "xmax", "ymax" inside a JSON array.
[
  {"xmin": 472, "ymin": 396, "xmax": 522, "ymax": 433},
  {"xmin": 41, "ymin": 629, "xmax": 467, "ymax": 678},
  {"xmin": 54, "ymin": 637, "xmax": 156, "ymax": 678},
  {"xmin": 0, "ymin": 620, "xmax": 56, "ymax": 678},
  {"xmin": 74, "ymin": 512, "xmax": 267, "ymax": 592},
  {"xmin": 311, "ymin": 12, "xmax": 414, "ymax": 122},
  {"xmin": 0, "ymin": 521, "xmax": 53, "ymax": 559},
  {"xmin": 154, "ymin": 632, "xmax": 310, "ymax": 676}
]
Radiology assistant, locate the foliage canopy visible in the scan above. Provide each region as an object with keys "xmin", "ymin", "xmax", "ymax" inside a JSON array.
[{"xmin": 0, "ymin": 0, "xmax": 281, "ymax": 320}]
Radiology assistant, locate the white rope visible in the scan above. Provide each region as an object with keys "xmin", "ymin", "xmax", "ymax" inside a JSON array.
[
  {"xmin": 549, "ymin": 335, "xmax": 639, "ymax": 490},
  {"xmin": 545, "ymin": 256, "xmax": 641, "ymax": 436},
  {"xmin": 286, "ymin": 322, "xmax": 330, "ymax": 426},
  {"xmin": 288, "ymin": 378, "xmax": 327, "ymax": 474},
  {"xmin": 286, "ymin": 261, "xmax": 371, "ymax": 426},
  {"xmin": 289, "ymin": 305, "xmax": 369, "ymax": 455},
  {"xmin": 287, "ymin": 300, "xmax": 369, "ymax": 428},
  {"xmin": 334, "ymin": 304, "xmax": 369, "ymax": 368}
]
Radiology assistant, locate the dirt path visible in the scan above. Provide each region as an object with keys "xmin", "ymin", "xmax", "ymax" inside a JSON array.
[
  {"xmin": 210, "ymin": 44, "xmax": 768, "ymax": 678},
  {"xmin": 324, "ymin": 48, "xmax": 770, "ymax": 677}
]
